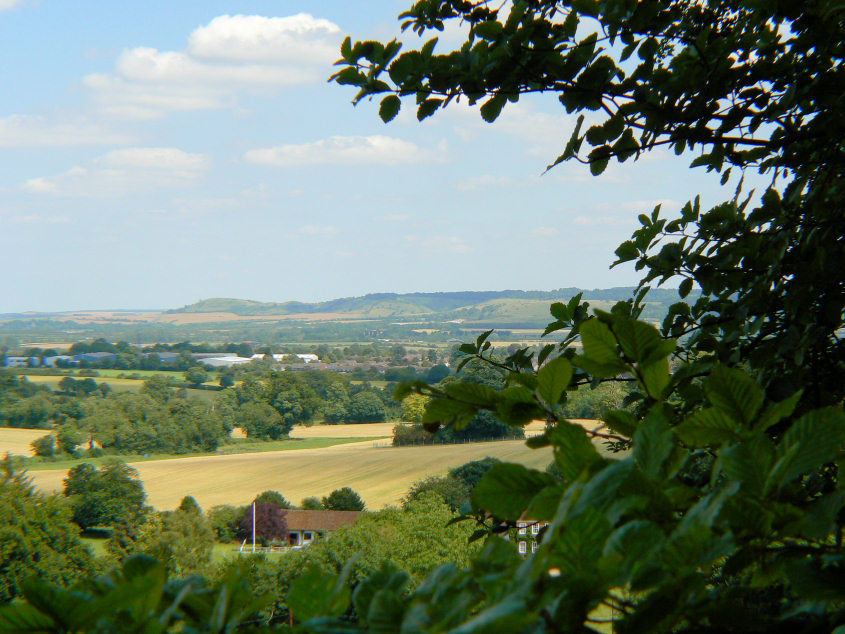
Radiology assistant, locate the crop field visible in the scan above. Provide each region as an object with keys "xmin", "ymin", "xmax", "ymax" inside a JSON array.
[
  {"xmin": 22, "ymin": 375, "xmax": 149, "ymax": 391},
  {"xmin": 290, "ymin": 420, "xmax": 554, "ymax": 439},
  {"xmin": 0, "ymin": 427, "xmax": 48, "ymax": 457},
  {"xmin": 18, "ymin": 374, "xmax": 220, "ymax": 403},
  {"xmin": 28, "ymin": 439, "xmax": 556, "ymax": 511}
]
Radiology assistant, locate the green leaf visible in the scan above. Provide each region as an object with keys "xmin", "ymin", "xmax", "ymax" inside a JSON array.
[
  {"xmin": 495, "ymin": 386, "xmax": 544, "ymax": 426},
  {"xmin": 589, "ymin": 154, "xmax": 610, "ymax": 175},
  {"xmin": 612, "ymin": 316, "xmax": 674, "ymax": 366},
  {"xmin": 674, "ymin": 407, "xmax": 740, "ymax": 447},
  {"xmin": 537, "ymin": 357, "xmax": 572, "ymax": 405},
  {"xmin": 550, "ymin": 420, "xmax": 604, "ymax": 481},
  {"xmin": 525, "ymin": 484, "xmax": 565, "ymax": 521},
  {"xmin": 0, "ymin": 603, "xmax": 59, "ymax": 633},
  {"xmin": 754, "ymin": 391, "xmax": 802, "ymax": 432},
  {"xmin": 679, "ymin": 278, "xmax": 693, "ymax": 298},
  {"xmin": 480, "ymin": 95, "xmax": 506, "ymax": 122},
  {"xmin": 471, "ymin": 463, "xmax": 554, "ymax": 519},
  {"xmin": 641, "ymin": 357, "xmax": 670, "ymax": 398},
  {"xmin": 572, "ymin": 355, "xmax": 627, "ymax": 379},
  {"xmin": 579, "ymin": 318, "xmax": 620, "ymax": 366},
  {"xmin": 603, "ymin": 410, "xmax": 637, "ymax": 437},
  {"xmin": 416, "ymin": 98, "xmax": 442, "ymax": 120},
  {"xmin": 288, "ymin": 566, "xmax": 351, "ymax": 623},
  {"xmin": 473, "ymin": 20, "xmax": 503, "ymax": 39},
  {"xmin": 718, "ymin": 435, "xmax": 776, "ymax": 496},
  {"xmin": 705, "ymin": 365, "xmax": 764, "ymax": 426},
  {"xmin": 614, "ymin": 240, "xmax": 639, "ymax": 263},
  {"xmin": 633, "ymin": 413, "xmax": 674, "ymax": 479},
  {"xmin": 378, "ymin": 95, "xmax": 401, "ymax": 122},
  {"xmin": 773, "ymin": 406, "xmax": 845, "ymax": 486}
]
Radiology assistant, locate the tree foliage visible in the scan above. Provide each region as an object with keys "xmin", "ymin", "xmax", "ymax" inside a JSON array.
[
  {"xmin": 239, "ymin": 502, "xmax": 288, "ymax": 544},
  {"xmin": 322, "ymin": 487, "xmax": 366, "ymax": 511},
  {"xmin": 62, "ymin": 461, "xmax": 146, "ymax": 530},
  {"xmin": 0, "ymin": 459, "xmax": 93, "ymax": 604}
]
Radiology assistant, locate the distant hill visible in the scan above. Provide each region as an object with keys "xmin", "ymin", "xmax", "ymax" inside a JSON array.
[{"xmin": 171, "ymin": 288, "xmax": 693, "ymax": 323}]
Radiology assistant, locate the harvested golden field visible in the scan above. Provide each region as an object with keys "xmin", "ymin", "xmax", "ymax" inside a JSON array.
[
  {"xmin": 22, "ymin": 375, "xmax": 148, "ymax": 391},
  {"xmin": 29, "ymin": 439, "xmax": 554, "ymax": 511},
  {"xmin": 0, "ymin": 428, "xmax": 49, "ymax": 457},
  {"xmin": 291, "ymin": 422, "xmax": 402, "ymax": 438},
  {"xmin": 289, "ymin": 420, "xmax": 595, "ymax": 439}
]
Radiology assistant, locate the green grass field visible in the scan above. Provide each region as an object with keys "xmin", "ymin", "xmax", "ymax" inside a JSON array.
[{"xmin": 18, "ymin": 374, "xmax": 221, "ymax": 403}]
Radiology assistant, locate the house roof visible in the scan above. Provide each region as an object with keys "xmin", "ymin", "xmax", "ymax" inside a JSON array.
[{"xmin": 282, "ymin": 510, "xmax": 363, "ymax": 532}]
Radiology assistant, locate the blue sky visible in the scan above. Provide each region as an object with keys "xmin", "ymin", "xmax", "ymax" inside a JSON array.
[{"xmin": 1, "ymin": 1, "xmax": 739, "ymax": 312}]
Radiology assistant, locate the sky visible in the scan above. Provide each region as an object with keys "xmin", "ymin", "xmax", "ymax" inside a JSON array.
[{"xmin": 0, "ymin": 1, "xmax": 742, "ymax": 312}]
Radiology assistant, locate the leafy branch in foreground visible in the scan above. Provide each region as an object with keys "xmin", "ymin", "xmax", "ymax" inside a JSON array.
[{"xmin": 291, "ymin": 310, "xmax": 845, "ymax": 632}]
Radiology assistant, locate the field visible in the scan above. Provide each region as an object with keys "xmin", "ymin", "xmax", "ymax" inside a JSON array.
[
  {"xmin": 18, "ymin": 374, "xmax": 220, "ymax": 403},
  {"xmin": 0, "ymin": 427, "xmax": 48, "ymax": 457},
  {"xmin": 28, "ymin": 439, "xmax": 555, "ymax": 510}
]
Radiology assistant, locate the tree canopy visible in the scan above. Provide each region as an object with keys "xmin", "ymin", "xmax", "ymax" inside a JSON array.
[
  {"xmin": 0, "ymin": 460, "xmax": 94, "ymax": 604},
  {"xmin": 63, "ymin": 461, "xmax": 146, "ymax": 530}
]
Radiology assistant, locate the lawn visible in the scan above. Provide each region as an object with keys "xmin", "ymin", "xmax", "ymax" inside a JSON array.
[{"xmin": 28, "ymin": 438, "xmax": 555, "ymax": 511}]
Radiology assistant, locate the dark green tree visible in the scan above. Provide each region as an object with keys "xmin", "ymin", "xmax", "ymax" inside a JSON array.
[
  {"xmin": 346, "ymin": 391, "xmax": 386, "ymax": 423},
  {"xmin": 184, "ymin": 366, "xmax": 209, "ymax": 386},
  {"xmin": 239, "ymin": 401, "xmax": 292, "ymax": 440},
  {"xmin": 253, "ymin": 490, "xmax": 292, "ymax": 509},
  {"xmin": 30, "ymin": 434, "xmax": 56, "ymax": 458},
  {"xmin": 403, "ymin": 475, "xmax": 470, "ymax": 510},
  {"xmin": 178, "ymin": 495, "xmax": 202, "ymax": 515},
  {"xmin": 63, "ymin": 461, "xmax": 146, "ymax": 530},
  {"xmin": 0, "ymin": 459, "xmax": 93, "ymax": 604},
  {"xmin": 300, "ymin": 496, "xmax": 325, "ymax": 511},
  {"xmin": 322, "ymin": 487, "xmax": 366, "ymax": 511}
]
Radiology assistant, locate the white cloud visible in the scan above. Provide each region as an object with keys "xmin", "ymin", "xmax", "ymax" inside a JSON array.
[
  {"xmin": 22, "ymin": 147, "xmax": 209, "ymax": 197},
  {"xmin": 299, "ymin": 225, "xmax": 338, "ymax": 235},
  {"xmin": 85, "ymin": 13, "xmax": 342, "ymax": 119},
  {"xmin": 96, "ymin": 147, "xmax": 208, "ymax": 171},
  {"xmin": 21, "ymin": 177, "xmax": 56, "ymax": 193},
  {"xmin": 0, "ymin": 115, "xmax": 131, "ymax": 148},
  {"xmin": 188, "ymin": 14, "xmax": 340, "ymax": 63},
  {"xmin": 245, "ymin": 135, "xmax": 443, "ymax": 166},
  {"xmin": 0, "ymin": 0, "xmax": 21, "ymax": 10}
]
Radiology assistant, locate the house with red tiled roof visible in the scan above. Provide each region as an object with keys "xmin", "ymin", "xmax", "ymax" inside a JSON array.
[{"xmin": 282, "ymin": 510, "xmax": 363, "ymax": 547}]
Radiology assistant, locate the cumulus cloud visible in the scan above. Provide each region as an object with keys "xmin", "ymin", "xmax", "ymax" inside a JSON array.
[
  {"xmin": 188, "ymin": 14, "xmax": 340, "ymax": 63},
  {"xmin": 0, "ymin": 115, "xmax": 131, "ymax": 148},
  {"xmin": 245, "ymin": 135, "xmax": 444, "ymax": 166},
  {"xmin": 85, "ymin": 13, "xmax": 342, "ymax": 119},
  {"xmin": 22, "ymin": 147, "xmax": 209, "ymax": 197},
  {"xmin": 531, "ymin": 226, "xmax": 560, "ymax": 238}
]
